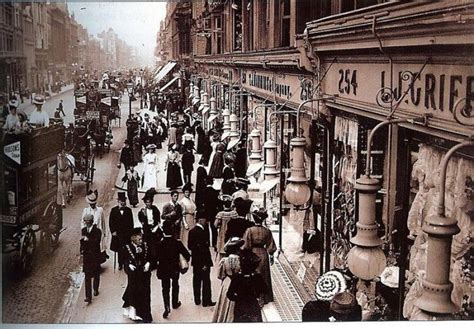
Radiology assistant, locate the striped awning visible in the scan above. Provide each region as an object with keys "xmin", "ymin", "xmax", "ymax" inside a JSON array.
[
  {"xmin": 154, "ymin": 62, "xmax": 177, "ymax": 84},
  {"xmin": 259, "ymin": 178, "xmax": 280, "ymax": 193},
  {"xmin": 160, "ymin": 76, "xmax": 179, "ymax": 92}
]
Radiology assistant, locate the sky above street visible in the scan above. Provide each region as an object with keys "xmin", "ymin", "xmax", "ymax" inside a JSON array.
[{"xmin": 68, "ymin": 1, "xmax": 167, "ymax": 67}]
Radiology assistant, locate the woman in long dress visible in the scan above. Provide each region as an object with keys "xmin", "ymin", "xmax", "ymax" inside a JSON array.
[
  {"xmin": 165, "ymin": 144, "xmax": 183, "ymax": 190},
  {"xmin": 209, "ymin": 141, "xmax": 226, "ymax": 178},
  {"xmin": 243, "ymin": 208, "xmax": 277, "ymax": 304},
  {"xmin": 179, "ymin": 183, "xmax": 196, "ymax": 246},
  {"xmin": 122, "ymin": 166, "xmax": 140, "ymax": 207},
  {"xmin": 212, "ymin": 238, "xmax": 244, "ymax": 322},
  {"xmin": 142, "ymin": 144, "xmax": 159, "ymax": 191}
]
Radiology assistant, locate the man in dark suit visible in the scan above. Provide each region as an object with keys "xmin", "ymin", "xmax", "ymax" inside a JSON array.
[
  {"xmin": 155, "ymin": 221, "xmax": 191, "ymax": 318},
  {"xmin": 80, "ymin": 214, "xmax": 102, "ymax": 304},
  {"xmin": 161, "ymin": 190, "xmax": 183, "ymax": 239},
  {"xmin": 109, "ymin": 192, "xmax": 134, "ymax": 270},
  {"xmin": 194, "ymin": 159, "xmax": 207, "ymax": 208},
  {"xmin": 188, "ymin": 211, "xmax": 215, "ymax": 307},
  {"xmin": 119, "ymin": 139, "xmax": 135, "ymax": 170},
  {"xmin": 202, "ymin": 176, "xmax": 219, "ymax": 247}
]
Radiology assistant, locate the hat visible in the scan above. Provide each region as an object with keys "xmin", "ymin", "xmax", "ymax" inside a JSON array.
[
  {"xmin": 142, "ymin": 188, "xmax": 157, "ymax": 201},
  {"xmin": 33, "ymin": 95, "xmax": 45, "ymax": 105},
  {"xmin": 195, "ymin": 209, "xmax": 207, "ymax": 220},
  {"xmin": 131, "ymin": 227, "xmax": 143, "ymax": 237},
  {"xmin": 234, "ymin": 197, "xmax": 253, "ymax": 216},
  {"xmin": 235, "ymin": 177, "xmax": 250, "ymax": 187},
  {"xmin": 146, "ymin": 144, "xmax": 157, "ymax": 150},
  {"xmin": 182, "ymin": 182, "xmax": 193, "ymax": 193},
  {"xmin": 315, "ymin": 270, "xmax": 347, "ymax": 301},
  {"xmin": 218, "ymin": 194, "xmax": 233, "ymax": 202},
  {"xmin": 330, "ymin": 292, "xmax": 357, "ymax": 315},
  {"xmin": 117, "ymin": 192, "xmax": 127, "ymax": 202},
  {"xmin": 9, "ymin": 99, "xmax": 19, "ymax": 108},
  {"xmin": 85, "ymin": 190, "xmax": 98, "ymax": 204},
  {"xmin": 252, "ymin": 208, "xmax": 269, "ymax": 223},
  {"xmin": 162, "ymin": 220, "xmax": 174, "ymax": 235},
  {"xmin": 82, "ymin": 213, "xmax": 94, "ymax": 222},
  {"xmin": 224, "ymin": 237, "xmax": 245, "ymax": 254},
  {"xmin": 239, "ymin": 249, "xmax": 261, "ymax": 273}
]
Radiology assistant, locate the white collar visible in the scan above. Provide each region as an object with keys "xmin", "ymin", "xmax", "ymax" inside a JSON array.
[{"xmin": 196, "ymin": 223, "xmax": 204, "ymax": 230}]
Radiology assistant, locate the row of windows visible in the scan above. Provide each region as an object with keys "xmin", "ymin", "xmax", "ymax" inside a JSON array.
[{"xmin": 195, "ymin": 0, "xmax": 388, "ymax": 56}]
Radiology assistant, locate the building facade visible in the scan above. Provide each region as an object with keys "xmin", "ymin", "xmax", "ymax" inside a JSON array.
[{"xmin": 159, "ymin": 0, "xmax": 474, "ymax": 321}]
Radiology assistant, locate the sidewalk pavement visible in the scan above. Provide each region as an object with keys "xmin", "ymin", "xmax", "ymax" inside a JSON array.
[{"xmin": 17, "ymin": 84, "xmax": 74, "ymax": 112}]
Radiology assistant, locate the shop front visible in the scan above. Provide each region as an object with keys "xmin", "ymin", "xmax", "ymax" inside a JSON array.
[{"xmin": 314, "ymin": 43, "xmax": 474, "ymax": 321}]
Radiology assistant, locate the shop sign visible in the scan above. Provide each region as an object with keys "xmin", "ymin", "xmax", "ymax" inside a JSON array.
[
  {"xmin": 242, "ymin": 70, "xmax": 314, "ymax": 105},
  {"xmin": 86, "ymin": 110, "xmax": 100, "ymax": 120},
  {"xmin": 4, "ymin": 141, "xmax": 21, "ymax": 165},
  {"xmin": 207, "ymin": 67, "xmax": 235, "ymax": 83},
  {"xmin": 323, "ymin": 62, "xmax": 474, "ymax": 128}
]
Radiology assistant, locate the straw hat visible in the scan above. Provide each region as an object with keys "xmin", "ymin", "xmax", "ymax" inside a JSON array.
[
  {"xmin": 33, "ymin": 95, "xmax": 45, "ymax": 105},
  {"xmin": 85, "ymin": 190, "xmax": 98, "ymax": 204},
  {"xmin": 315, "ymin": 270, "xmax": 347, "ymax": 301}
]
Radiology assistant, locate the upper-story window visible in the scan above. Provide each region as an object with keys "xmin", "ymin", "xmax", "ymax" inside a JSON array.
[
  {"xmin": 341, "ymin": 0, "xmax": 383, "ymax": 13},
  {"xmin": 213, "ymin": 15, "xmax": 223, "ymax": 54},
  {"xmin": 280, "ymin": 0, "xmax": 291, "ymax": 47},
  {"xmin": 233, "ymin": 0, "xmax": 243, "ymax": 51}
]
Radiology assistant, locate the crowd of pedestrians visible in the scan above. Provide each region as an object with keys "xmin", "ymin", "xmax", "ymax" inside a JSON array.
[{"xmin": 79, "ymin": 86, "xmax": 278, "ymax": 323}]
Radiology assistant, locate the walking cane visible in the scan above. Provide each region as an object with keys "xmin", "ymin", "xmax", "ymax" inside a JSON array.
[{"xmin": 114, "ymin": 252, "xmax": 116, "ymax": 273}]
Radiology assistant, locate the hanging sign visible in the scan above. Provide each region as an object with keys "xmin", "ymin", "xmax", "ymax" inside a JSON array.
[{"xmin": 4, "ymin": 141, "xmax": 21, "ymax": 165}]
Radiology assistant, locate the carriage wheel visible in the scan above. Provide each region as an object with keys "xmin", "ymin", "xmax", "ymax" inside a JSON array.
[
  {"xmin": 40, "ymin": 230, "xmax": 54, "ymax": 254},
  {"xmin": 46, "ymin": 203, "xmax": 62, "ymax": 246},
  {"xmin": 19, "ymin": 226, "xmax": 36, "ymax": 273}
]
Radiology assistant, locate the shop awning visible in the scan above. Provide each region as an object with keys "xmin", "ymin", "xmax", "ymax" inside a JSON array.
[
  {"xmin": 208, "ymin": 114, "xmax": 219, "ymax": 123},
  {"xmin": 154, "ymin": 62, "xmax": 177, "ymax": 84},
  {"xmin": 198, "ymin": 104, "xmax": 205, "ymax": 111},
  {"xmin": 192, "ymin": 97, "xmax": 200, "ymax": 105},
  {"xmin": 227, "ymin": 138, "xmax": 240, "ymax": 150},
  {"xmin": 160, "ymin": 76, "xmax": 179, "ymax": 92},
  {"xmin": 246, "ymin": 161, "xmax": 264, "ymax": 177},
  {"xmin": 259, "ymin": 178, "xmax": 279, "ymax": 193},
  {"xmin": 202, "ymin": 106, "xmax": 210, "ymax": 115},
  {"xmin": 189, "ymin": 93, "xmax": 195, "ymax": 99}
]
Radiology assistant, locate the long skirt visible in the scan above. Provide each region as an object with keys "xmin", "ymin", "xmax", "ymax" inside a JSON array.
[
  {"xmin": 166, "ymin": 162, "xmax": 183, "ymax": 189},
  {"xmin": 251, "ymin": 247, "xmax": 274, "ymax": 304},
  {"xmin": 122, "ymin": 271, "xmax": 152, "ymax": 323},
  {"xmin": 209, "ymin": 152, "xmax": 224, "ymax": 178},
  {"xmin": 234, "ymin": 299, "xmax": 262, "ymax": 322},
  {"xmin": 179, "ymin": 213, "xmax": 195, "ymax": 246},
  {"xmin": 212, "ymin": 276, "xmax": 235, "ymax": 322},
  {"xmin": 127, "ymin": 178, "xmax": 139, "ymax": 206}
]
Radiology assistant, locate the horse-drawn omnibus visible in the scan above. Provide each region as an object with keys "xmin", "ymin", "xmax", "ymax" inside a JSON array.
[{"xmin": 1, "ymin": 122, "xmax": 65, "ymax": 274}]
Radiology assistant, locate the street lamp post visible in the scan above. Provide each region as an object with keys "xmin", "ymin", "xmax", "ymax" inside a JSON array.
[{"xmin": 126, "ymin": 82, "xmax": 134, "ymax": 117}]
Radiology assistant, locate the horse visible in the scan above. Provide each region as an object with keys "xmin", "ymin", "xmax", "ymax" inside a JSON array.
[{"xmin": 57, "ymin": 151, "xmax": 74, "ymax": 207}]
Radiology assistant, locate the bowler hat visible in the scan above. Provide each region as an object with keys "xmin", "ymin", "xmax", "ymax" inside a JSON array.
[{"xmin": 33, "ymin": 95, "xmax": 45, "ymax": 105}]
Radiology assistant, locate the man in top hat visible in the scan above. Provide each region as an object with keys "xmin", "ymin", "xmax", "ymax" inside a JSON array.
[
  {"xmin": 80, "ymin": 213, "xmax": 102, "ymax": 304},
  {"xmin": 188, "ymin": 210, "xmax": 216, "ymax": 307},
  {"xmin": 161, "ymin": 190, "xmax": 184, "ymax": 240},
  {"xmin": 214, "ymin": 194, "xmax": 239, "ymax": 259},
  {"xmin": 119, "ymin": 139, "xmax": 135, "ymax": 171},
  {"xmin": 82, "ymin": 190, "xmax": 106, "ymax": 251},
  {"xmin": 109, "ymin": 192, "xmax": 134, "ymax": 271},
  {"xmin": 29, "ymin": 95, "xmax": 49, "ymax": 127},
  {"xmin": 138, "ymin": 189, "xmax": 162, "ymax": 248}
]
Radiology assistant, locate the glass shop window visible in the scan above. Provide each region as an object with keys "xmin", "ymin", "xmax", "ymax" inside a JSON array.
[
  {"xmin": 341, "ymin": 0, "xmax": 385, "ymax": 13},
  {"xmin": 214, "ymin": 15, "xmax": 223, "ymax": 54}
]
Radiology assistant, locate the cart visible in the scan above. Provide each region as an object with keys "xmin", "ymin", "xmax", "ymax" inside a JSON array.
[{"xmin": 1, "ymin": 122, "xmax": 65, "ymax": 274}]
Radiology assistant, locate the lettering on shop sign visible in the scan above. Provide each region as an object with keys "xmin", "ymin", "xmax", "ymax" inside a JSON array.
[
  {"xmin": 380, "ymin": 71, "xmax": 474, "ymax": 113},
  {"xmin": 248, "ymin": 72, "xmax": 292, "ymax": 100},
  {"xmin": 208, "ymin": 67, "xmax": 233, "ymax": 82},
  {"xmin": 338, "ymin": 69, "xmax": 358, "ymax": 95}
]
